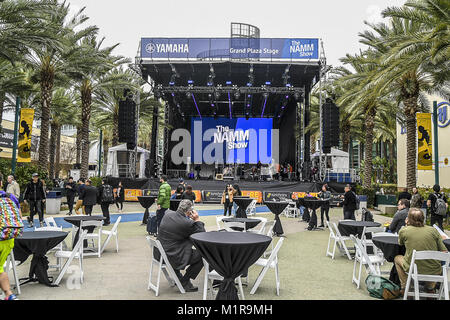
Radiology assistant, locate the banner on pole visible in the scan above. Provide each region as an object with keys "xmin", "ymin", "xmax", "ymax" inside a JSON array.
[
  {"xmin": 17, "ymin": 108, "xmax": 34, "ymax": 163},
  {"xmin": 417, "ymin": 113, "xmax": 433, "ymax": 170}
]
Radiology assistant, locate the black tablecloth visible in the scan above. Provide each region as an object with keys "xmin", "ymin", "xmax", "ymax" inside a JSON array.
[
  {"xmin": 222, "ymin": 218, "xmax": 261, "ymax": 231},
  {"xmin": 444, "ymin": 239, "xmax": 450, "ymax": 251},
  {"xmin": 64, "ymin": 215, "xmax": 106, "ymax": 249},
  {"xmin": 233, "ymin": 198, "xmax": 254, "ymax": 218},
  {"xmin": 338, "ymin": 221, "xmax": 381, "ymax": 238},
  {"xmin": 190, "ymin": 231, "xmax": 271, "ymax": 300},
  {"xmin": 302, "ymin": 199, "xmax": 329, "ymax": 230},
  {"xmin": 137, "ymin": 196, "xmax": 156, "ymax": 224},
  {"xmin": 264, "ymin": 201, "xmax": 288, "ymax": 236},
  {"xmin": 13, "ymin": 231, "xmax": 68, "ymax": 286},
  {"xmin": 372, "ymin": 235, "xmax": 405, "ymax": 286},
  {"xmin": 170, "ymin": 199, "xmax": 182, "ymax": 211}
]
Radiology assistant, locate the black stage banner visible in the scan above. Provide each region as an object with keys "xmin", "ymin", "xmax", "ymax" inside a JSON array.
[
  {"xmin": 264, "ymin": 191, "xmax": 292, "ymax": 202},
  {"xmin": 202, "ymin": 190, "xmax": 224, "ymax": 203}
]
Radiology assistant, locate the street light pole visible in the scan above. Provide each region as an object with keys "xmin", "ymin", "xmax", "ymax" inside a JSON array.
[
  {"xmin": 433, "ymin": 101, "xmax": 439, "ymax": 185},
  {"xmin": 98, "ymin": 129, "xmax": 103, "ymax": 177},
  {"xmin": 11, "ymin": 96, "xmax": 21, "ymax": 175}
]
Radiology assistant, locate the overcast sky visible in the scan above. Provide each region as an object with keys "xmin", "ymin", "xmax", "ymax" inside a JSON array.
[{"xmin": 64, "ymin": 0, "xmax": 406, "ymax": 68}]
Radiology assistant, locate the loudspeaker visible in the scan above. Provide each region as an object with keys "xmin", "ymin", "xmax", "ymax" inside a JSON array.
[
  {"xmin": 322, "ymin": 101, "xmax": 340, "ymax": 153},
  {"xmin": 118, "ymin": 97, "xmax": 137, "ymax": 143}
]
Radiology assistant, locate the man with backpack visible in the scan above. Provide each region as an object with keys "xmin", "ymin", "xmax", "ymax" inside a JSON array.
[
  {"xmin": 98, "ymin": 178, "xmax": 114, "ymax": 226},
  {"xmin": 427, "ymin": 184, "xmax": 448, "ymax": 231},
  {"xmin": 23, "ymin": 173, "xmax": 46, "ymax": 228},
  {"xmin": 0, "ymin": 175, "xmax": 22, "ymax": 300}
]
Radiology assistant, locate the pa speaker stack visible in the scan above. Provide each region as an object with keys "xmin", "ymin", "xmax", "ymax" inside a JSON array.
[
  {"xmin": 322, "ymin": 100, "xmax": 340, "ymax": 154},
  {"xmin": 118, "ymin": 90, "xmax": 137, "ymax": 150}
]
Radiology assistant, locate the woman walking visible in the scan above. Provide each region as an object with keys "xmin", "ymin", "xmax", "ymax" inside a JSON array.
[{"xmin": 114, "ymin": 181, "xmax": 125, "ymax": 213}]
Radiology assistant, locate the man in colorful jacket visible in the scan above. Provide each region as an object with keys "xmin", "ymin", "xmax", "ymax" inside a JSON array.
[{"xmin": 156, "ymin": 175, "xmax": 171, "ymax": 230}]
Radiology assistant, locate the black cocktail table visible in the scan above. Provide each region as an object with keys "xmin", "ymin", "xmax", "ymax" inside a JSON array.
[
  {"xmin": 233, "ymin": 197, "xmax": 254, "ymax": 218},
  {"xmin": 14, "ymin": 231, "xmax": 68, "ymax": 287},
  {"xmin": 137, "ymin": 196, "xmax": 156, "ymax": 225},
  {"xmin": 302, "ymin": 198, "xmax": 329, "ymax": 231},
  {"xmin": 170, "ymin": 199, "xmax": 182, "ymax": 211},
  {"xmin": 338, "ymin": 220, "xmax": 381, "ymax": 238},
  {"xmin": 372, "ymin": 235, "xmax": 405, "ymax": 286},
  {"xmin": 264, "ymin": 201, "xmax": 288, "ymax": 236},
  {"xmin": 190, "ymin": 231, "xmax": 271, "ymax": 300},
  {"xmin": 222, "ymin": 218, "xmax": 261, "ymax": 231},
  {"xmin": 64, "ymin": 215, "xmax": 106, "ymax": 249}
]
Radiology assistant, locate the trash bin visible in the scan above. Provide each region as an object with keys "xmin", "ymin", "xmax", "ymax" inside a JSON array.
[{"xmin": 46, "ymin": 191, "xmax": 62, "ymax": 215}]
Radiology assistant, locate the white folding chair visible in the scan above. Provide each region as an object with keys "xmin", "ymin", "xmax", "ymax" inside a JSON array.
[
  {"xmin": 80, "ymin": 220, "xmax": 103, "ymax": 258},
  {"xmin": 223, "ymin": 221, "xmax": 246, "ymax": 232},
  {"xmin": 202, "ymin": 258, "xmax": 245, "ymax": 300},
  {"xmin": 285, "ymin": 201, "xmax": 299, "ymax": 218},
  {"xmin": 332, "ymin": 222, "xmax": 354, "ymax": 260},
  {"xmin": 216, "ymin": 216, "xmax": 227, "ymax": 231},
  {"xmin": 247, "ymin": 217, "xmax": 268, "ymax": 234},
  {"xmin": 350, "ymin": 235, "xmax": 386, "ymax": 289},
  {"xmin": 146, "ymin": 236, "xmax": 185, "ymax": 296},
  {"xmin": 53, "ymin": 230, "xmax": 87, "ymax": 286},
  {"xmin": 4, "ymin": 251, "xmax": 21, "ymax": 295},
  {"xmin": 246, "ymin": 200, "xmax": 257, "ymax": 216},
  {"xmin": 44, "ymin": 217, "xmax": 60, "ymax": 228},
  {"xmin": 262, "ymin": 220, "xmax": 276, "ymax": 258},
  {"xmin": 100, "ymin": 216, "xmax": 121, "ymax": 254},
  {"xmin": 403, "ymin": 250, "xmax": 450, "ymax": 300},
  {"xmin": 34, "ymin": 225, "xmax": 67, "ymax": 269},
  {"xmin": 250, "ymin": 237, "xmax": 285, "ymax": 295},
  {"xmin": 325, "ymin": 220, "xmax": 339, "ymax": 259},
  {"xmin": 433, "ymin": 224, "xmax": 449, "ymax": 240},
  {"xmin": 361, "ymin": 226, "xmax": 386, "ymax": 257}
]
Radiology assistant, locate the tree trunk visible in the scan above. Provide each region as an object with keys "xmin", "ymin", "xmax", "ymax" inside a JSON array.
[
  {"xmin": 55, "ymin": 125, "xmax": 61, "ymax": 179},
  {"xmin": 38, "ymin": 77, "xmax": 53, "ymax": 172},
  {"xmin": 363, "ymin": 107, "xmax": 376, "ymax": 188},
  {"xmin": 80, "ymin": 80, "xmax": 92, "ymax": 180},
  {"xmin": 389, "ymin": 140, "xmax": 395, "ymax": 183},
  {"xmin": 0, "ymin": 91, "xmax": 5, "ymax": 133},
  {"xmin": 76, "ymin": 125, "xmax": 82, "ymax": 164},
  {"xmin": 341, "ymin": 123, "xmax": 350, "ymax": 154},
  {"xmin": 405, "ymin": 113, "xmax": 417, "ymax": 190},
  {"xmin": 112, "ymin": 112, "xmax": 119, "ymax": 146},
  {"xmin": 48, "ymin": 122, "xmax": 57, "ymax": 179},
  {"xmin": 102, "ymin": 137, "xmax": 109, "ymax": 176}
]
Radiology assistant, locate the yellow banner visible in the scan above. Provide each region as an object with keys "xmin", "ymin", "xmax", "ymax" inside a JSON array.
[
  {"xmin": 417, "ymin": 113, "xmax": 433, "ymax": 170},
  {"xmin": 17, "ymin": 108, "xmax": 35, "ymax": 163}
]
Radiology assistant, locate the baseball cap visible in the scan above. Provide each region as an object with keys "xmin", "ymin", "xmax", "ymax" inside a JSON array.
[{"xmin": 32, "ymin": 173, "xmax": 39, "ymax": 177}]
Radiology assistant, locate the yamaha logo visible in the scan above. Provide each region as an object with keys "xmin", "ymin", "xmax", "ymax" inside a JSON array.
[{"xmin": 145, "ymin": 43, "xmax": 156, "ymax": 54}]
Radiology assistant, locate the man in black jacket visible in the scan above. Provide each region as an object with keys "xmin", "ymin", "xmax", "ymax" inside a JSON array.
[
  {"xmin": 98, "ymin": 179, "xmax": 113, "ymax": 225},
  {"xmin": 79, "ymin": 179, "xmax": 98, "ymax": 215},
  {"xmin": 398, "ymin": 188, "xmax": 412, "ymax": 201},
  {"xmin": 157, "ymin": 199, "xmax": 205, "ymax": 292},
  {"xmin": 64, "ymin": 176, "xmax": 77, "ymax": 216},
  {"xmin": 24, "ymin": 173, "xmax": 46, "ymax": 227},
  {"xmin": 389, "ymin": 199, "xmax": 410, "ymax": 233},
  {"xmin": 338, "ymin": 184, "xmax": 357, "ymax": 220}
]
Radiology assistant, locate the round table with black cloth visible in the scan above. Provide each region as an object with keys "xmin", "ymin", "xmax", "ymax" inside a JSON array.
[
  {"xmin": 222, "ymin": 218, "xmax": 261, "ymax": 231},
  {"xmin": 64, "ymin": 215, "xmax": 106, "ymax": 249},
  {"xmin": 13, "ymin": 231, "xmax": 68, "ymax": 287},
  {"xmin": 444, "ymin": 239, "xmax": 450, "ymax": 251},
  {"xmin": 264, "ymin": 201, "xmax": 289, "ymax": 236},
  {"xmin": 190, "ymin": 231, "xmax": 271, "ymax": 300},
  {"xmin": 170, "ymin": 199, "xmax": 182, "ymax": 211},
  {"xmin": 372, "ymin": 236, "xmax": 406, "ymax": 286},
  {"xmin": 302, "ymin": 198, "xmax": 329, "ymax": 231},
  {"xmin": 338, "ymin": 220, "xmax": 381, "ymax": 238},
  {"xmin": 137, "ymin": 196, "xmax": 156, "ymax": 224},
  {"xmin": 233, "ymin": 197, "xmax": 253, "ymax": 218}
]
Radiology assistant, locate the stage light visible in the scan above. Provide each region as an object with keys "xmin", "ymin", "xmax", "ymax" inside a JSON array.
[
  {"xmin": 207, "ymin": 82, "xmax": 213, "ymax": 86},
  {"xmin": 169, "ymin": 81, "xmax": 175, "ymax": 86},
  {"xmin": 265, "ymin": 81, "xmax": 271, "ymax": 86},
  {"xmin": 246, "ymin": 82, "xmax": 252, "ymax": 87},
  {"xmin": 226, "ymin": 81, "xmax": 232, "ymax": 85},
  {"xmin": 187, "ymin": 80, "xmax": 194, "ymax": 85},
  {"xmin": 234, "ymin": 90, "xmax": 240, "ymax": 99},
  {"xmin": 286, "ymin": 83, "xmax": 291, "ymax": 87},
  {"xmin": 285, "ymin": 95, "xmax": 289, "ymax": 99},
  {"xmin": 214, "ymin": 91, "xmax": 220, "ymax": 99},
  {"xmin": 171, "ymin": 92, "xmax": 175, "ymax": 97}
]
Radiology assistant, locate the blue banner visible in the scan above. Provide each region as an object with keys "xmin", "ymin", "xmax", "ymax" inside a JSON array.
[
  {"xmin": 141, "ymin": 38, "xmax": 319, "ymax": 60},
  {"xmin": 191, "ymin": 117, "xmax": 273, "ymax": 164}
]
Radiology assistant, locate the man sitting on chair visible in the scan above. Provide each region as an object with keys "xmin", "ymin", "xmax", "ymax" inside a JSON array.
[
  {"xmin": 394, "ymin": 208, "xmax": 448, "ymax": 296},
  {"xmin": 157, "ymin": 199, "xmax": 205, "ymax": 292}
]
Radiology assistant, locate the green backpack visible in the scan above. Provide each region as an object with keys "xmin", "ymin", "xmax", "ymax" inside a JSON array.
[{"xmin": 365, "ymin": 275, "xmax": 401, "ymax": 300}]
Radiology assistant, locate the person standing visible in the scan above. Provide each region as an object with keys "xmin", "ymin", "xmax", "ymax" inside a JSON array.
[
  {"xmin": 410, "ymin": 187, "xmax": 424, "ymax": 209},
  {"xmin": 177, "ymin": 178, "xmax": 186, "ymax": 193},
  {"xmin": 6, "ymin": 175, "xmax": 20, "ymax": 200},
  {"xmin": 221, "ymin": 184, "xmax": 234, "ymax": 216},
  {"xmin": 194, "ymin": 165, "xmax": 201, "ymax": 180},
  {"xmin": 79, "ymin": 179, "xmax": 98, "ymax": 216},
  {"xmin": 0, "ymin": 175, "xmax": 21, "ymax": 300},
  {"xmin": 64, "ymin": 177, "xmax": 77, "ymax": 216},
  {"xmin": 114, "ymin": 181, "xmax": 124, "ymax": 214},
  {"xmin": 156, "ymin": 175, "xmax": 171, "ymax": 230},
  {"xmin": 23, "ymin": 173, "xmax": 46, "ymax": 228},
  {"xmin": 427, "ymin": 184, "xmax": 448, "ymax": 231},
  {"xmin": 338, "ymin": 184, "xmax": 357, "ymax": 220},
  {"xmin": 98, "ymin": 179, "xmax": 114, "ymax": 226},
  {"xmin": 181, "ymin": 185, "xmax": 196, "ymax": 203},
  {"xmin": 74, "ymin": 179, "xmax": 86, "ymax": 215},
  {"xmin": 318, "ymin": 184, "xmax": 331, "ymax": 227}
]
